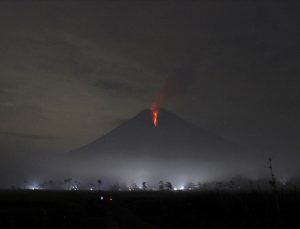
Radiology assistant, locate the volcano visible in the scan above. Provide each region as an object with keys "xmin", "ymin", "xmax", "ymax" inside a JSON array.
[
  {"xmin": 70, "ymin": 109, "xmax": 246, "ymax": 162},
  {"xmin": 65, "ymin": 109, "xmax": 256, "ymax": 183}
]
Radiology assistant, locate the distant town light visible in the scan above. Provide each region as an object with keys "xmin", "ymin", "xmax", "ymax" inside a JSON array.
[{"xmin": 29, "ymin": 184, "xmax": 39, "ymax": 190}]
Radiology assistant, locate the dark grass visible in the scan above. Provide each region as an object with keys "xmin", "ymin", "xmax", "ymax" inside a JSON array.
[{"xmin": 0, "ymin": 190, "xmax": 300, "ymax": 228}]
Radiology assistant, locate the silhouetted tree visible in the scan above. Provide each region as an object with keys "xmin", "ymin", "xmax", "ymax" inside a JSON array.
[
  {"xmin": 165, "ymin": 182, "xmax": 173, "ymax": 191},
  {"xmin": 73, "ymin": 180, "xmax": 80, "ymax": 190},
  {"xmin": 185, "ymin": 182, "xmax": 197, "ymax": 190},
  {"xmin": 268, "ymin": 157, "xmax": 280, "ymax": 214},
  {"xmin": 130, "ymin": 183, "xmax": 139, "ymax": 191},
  {"xmin": 198, "ymin": 182, "xmax": 207, "ymax": 190},
  {"xmin": 268, "ymin": 157, "xmax": 277, "ymax": 191},
  {"xmin": 89, "ymin": 183, "xmax": 96, "ymax": 190},
  {"xmin": 97, "ymin": 179, "xmax": 102, "ymax": 190},
  {"xmin": 142, "ymin": 181, "xmax": 147, "ymax": 190},
  {"xmin": 229, "ymin": 180, "xmax": 235, "ymax": 190},
  {"xmin": 158, "ymin": 181, "xmax": 164, "ymax": 190},
  {"xmin": 110, "ymin": 183, "xmax": 121, "ymax": 191},
  {"xmin": 64, "ymin": 178, "xmax": 72, "ymax": 190}
]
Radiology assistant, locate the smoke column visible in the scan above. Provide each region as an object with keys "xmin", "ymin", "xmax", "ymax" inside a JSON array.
[{"xmin": 151, "ymin": 66, "xmax": 196, "ymax": 126}]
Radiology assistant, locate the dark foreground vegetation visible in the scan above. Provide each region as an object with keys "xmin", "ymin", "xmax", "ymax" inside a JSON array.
[{"xmin": 0, "ymin": 190, "xmax": 300, "ymax": 228}]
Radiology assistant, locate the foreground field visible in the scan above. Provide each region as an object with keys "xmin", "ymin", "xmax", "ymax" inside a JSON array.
[{"xmin": 0, "ymin": 190, "xmax": 299, "ymax": 228}]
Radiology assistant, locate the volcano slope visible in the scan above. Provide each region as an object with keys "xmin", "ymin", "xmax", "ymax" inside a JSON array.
[{"xmin": 66, "ymin": 109, "xmax": 257, "ymax": 183}]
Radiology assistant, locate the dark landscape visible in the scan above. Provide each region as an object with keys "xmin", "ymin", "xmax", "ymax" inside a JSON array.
[{"xmin": 1, "ymin": 190, "xmax": 300, "ymax": 229}]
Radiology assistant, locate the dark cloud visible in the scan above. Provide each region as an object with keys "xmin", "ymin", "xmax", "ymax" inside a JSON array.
[{"xmin": 94, "ymin": 79, "xmax": 146, "ymax": 97}]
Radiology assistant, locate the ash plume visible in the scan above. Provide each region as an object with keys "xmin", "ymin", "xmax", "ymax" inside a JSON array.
[{"xmin": 151, "ymin": 66, "xmax": 196, "ymax": 110}]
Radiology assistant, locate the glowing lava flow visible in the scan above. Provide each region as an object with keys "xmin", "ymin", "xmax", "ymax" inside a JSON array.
[
  {"xmin": 151, "ymin": 105, "xmax": 159, "ymax": 127},
  {"xmin": 152, "ymin": 110, "xmax": 158, "ymax": 127}
]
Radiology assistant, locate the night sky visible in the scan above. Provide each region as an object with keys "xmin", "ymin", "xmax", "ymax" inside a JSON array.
[{"xmin": 0, "ymin": 1, "xmax": 299, "ymax": 185}]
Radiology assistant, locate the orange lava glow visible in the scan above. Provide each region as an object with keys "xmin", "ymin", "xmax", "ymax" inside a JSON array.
[
  {"xmin": 151, "ymin": 103, "xmax": 159, "ymax": 127},
  {"xmin": 152, "ymin": 110, "xmax": 158, "ymax": 127}
]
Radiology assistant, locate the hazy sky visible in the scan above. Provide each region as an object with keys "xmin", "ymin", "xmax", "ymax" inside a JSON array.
[{"xmin": 0, "ymin": 1, "xmax": 299, "ymax": 184}]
